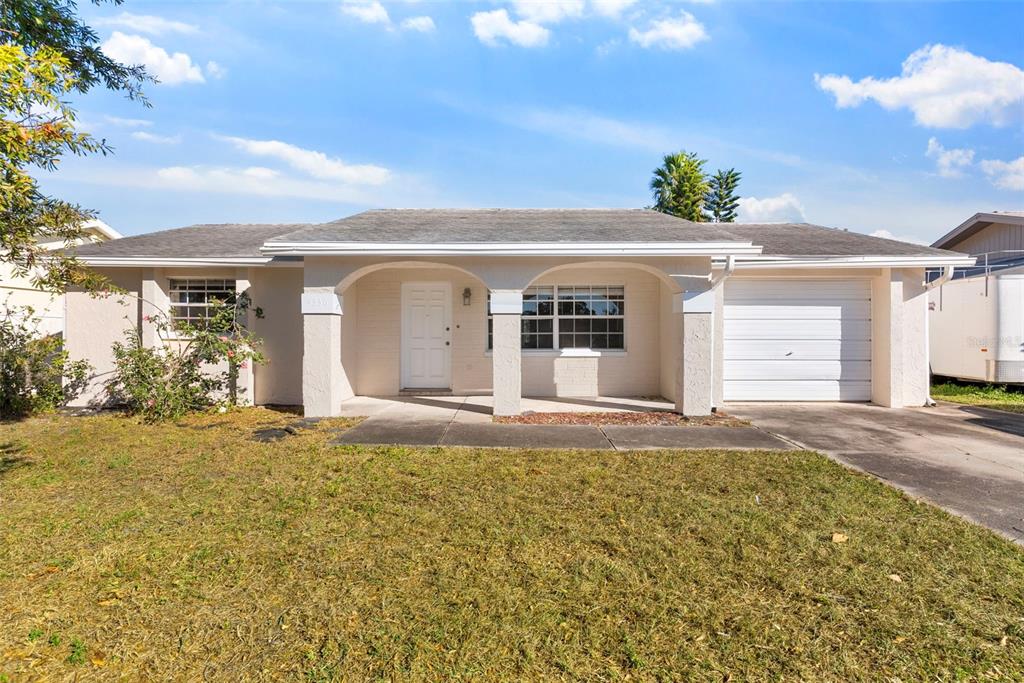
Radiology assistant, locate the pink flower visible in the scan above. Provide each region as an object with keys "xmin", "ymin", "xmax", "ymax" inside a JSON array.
[
  {"xmin": 239, "ymin": 361, "xmax": 248, "ymax": 369},
  {"xmin": 146, "ymin": 399, "xmax": 155, "ymax": 407},
  {"xmin": 218, "ymin": 336, "xmax": 229, "ymax": 342},
  {"xmin": 143, "ymin": 315, "xmax": 152, "ymax": 322},
  {"xmin": 226, "ymin": 350, "xmax": 235, "ymax": 358}
]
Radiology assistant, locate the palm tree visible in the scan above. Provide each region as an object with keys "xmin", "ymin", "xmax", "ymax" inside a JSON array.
[{"xmin": 649, "ymin": 151, "xmax": 709, "ymax": 222}]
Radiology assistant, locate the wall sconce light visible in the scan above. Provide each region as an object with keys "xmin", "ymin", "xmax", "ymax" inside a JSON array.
[{"xmin": 462, "ymin": 287, "xmax": 472, "ymax": 306}]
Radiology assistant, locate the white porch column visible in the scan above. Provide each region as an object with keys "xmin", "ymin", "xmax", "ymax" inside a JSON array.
[
  {"xmin": 233, "ymin": 269, "xmax": 255, "ymax": 406},
  {"xmin": 302, "ymin": 288, "xmax": 345, "ymax": 417},
  {"xmin": 490, "ymin": 289, "xmax": 522, "ymax": 416},
  {"xmin": 673, "ymin": 289, "xmax": 714, "ymax": 416},
  {"xmin": 140, "ymin": 268, "xmax": 164, "ymax": 348}
]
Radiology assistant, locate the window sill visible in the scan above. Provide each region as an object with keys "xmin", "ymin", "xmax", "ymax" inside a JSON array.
[{"xmin": 484, "ymin": 349, "xmax": 627, "ymax": 358}]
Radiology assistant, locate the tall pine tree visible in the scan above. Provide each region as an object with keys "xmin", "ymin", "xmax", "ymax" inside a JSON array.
[{"xmin": 705, "ymin": 168, "xmax": 742, "ymax": 223}]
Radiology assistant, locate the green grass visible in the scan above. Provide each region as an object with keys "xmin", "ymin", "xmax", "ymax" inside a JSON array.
[
  {"xmin": 932, "ymin": 381, "xmax": 1024, "ymax": 414},
  {"xmin": 1, "ymin": 410, "xmax": 1022, "ymax": 680}
]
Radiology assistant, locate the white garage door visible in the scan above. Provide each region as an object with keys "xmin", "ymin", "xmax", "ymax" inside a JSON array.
[{"xmin": 724, "ymin": 279, "xmax": 872, "ymax": 401}]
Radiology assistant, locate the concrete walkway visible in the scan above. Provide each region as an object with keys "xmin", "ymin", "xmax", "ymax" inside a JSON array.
[
  {"xmin": 729, "ymin": 402, "xmax": 1024, "ymax": 544},
  {"xmin": 330, "ymin": 395, "xmax": 790, "ymax": 451}
]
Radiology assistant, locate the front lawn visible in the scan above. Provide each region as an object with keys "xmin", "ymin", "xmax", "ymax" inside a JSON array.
[
  {"xmin": 932, "ymin": 381, "xmax": 1024, "ymax": 414},
  {"xmin": 1, "ymin": 411, "xmax": 1021, "ymax": 680}
]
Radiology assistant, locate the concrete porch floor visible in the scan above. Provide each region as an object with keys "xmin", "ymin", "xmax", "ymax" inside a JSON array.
[{"xmin": 336, "ymin": 395, "xmax": 678, "ymax": 423}]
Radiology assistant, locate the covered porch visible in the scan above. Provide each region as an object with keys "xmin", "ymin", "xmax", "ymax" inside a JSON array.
[{"xmin": 296, "ymin": 253, "xmax": 742, "ymax": 418}]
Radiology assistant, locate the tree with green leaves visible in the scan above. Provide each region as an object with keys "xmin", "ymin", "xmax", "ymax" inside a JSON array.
[
  {"xmin": 705, "ymin": 168, "xmax": 742, "ymax": 223},
  {"xmin": 649, "ymin": 151, "xmax": 709, "ymax": 222},
  {"xmin": 1, "ymin": 0, "xmax": 148, "ymax": 292}
]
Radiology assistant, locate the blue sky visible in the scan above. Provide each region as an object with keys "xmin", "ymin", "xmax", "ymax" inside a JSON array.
[{"xmin": 42, "ymin": 0, "xmax": 1024, "ymax": 244}]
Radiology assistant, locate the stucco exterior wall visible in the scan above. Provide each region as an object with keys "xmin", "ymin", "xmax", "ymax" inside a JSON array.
[
  {"xmin": 251, "ymin": 267, "xmax": 304, "ymax": 405},
  {"xmin": 66, "ymin": 268, "xmax": 142, "ymax": 406},
  {"xmin": 658, "ymin": 282, "xmax": 677, "ymax": 401},
  {"xmin": 871, "ymin": 267, "xmax": 929, "ymax": 407},
  {"xmin": 0, "ymin": 262, "xmax": 65, "ymax": 337}
]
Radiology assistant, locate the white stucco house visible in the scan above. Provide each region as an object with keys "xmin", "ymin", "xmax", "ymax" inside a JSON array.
[
  {"xmin": 1, "ymin": 220, "xmax": 121, "ymax": 337},
  {"xmin": 928, "ymin": 211, "xmax": 1024, "ymax": 384},
  {"xmin": 65, "ymin": 209, "xmax": 973, "ymax": 416}
]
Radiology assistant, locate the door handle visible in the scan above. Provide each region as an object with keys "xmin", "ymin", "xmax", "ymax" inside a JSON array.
[{"xmin": 446, "ymin": 341, "xmax": 450, "ymax": 346}]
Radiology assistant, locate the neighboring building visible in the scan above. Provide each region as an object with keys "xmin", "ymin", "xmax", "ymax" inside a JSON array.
[
  {"xmin": 929, "ymin": 211, "xmax": 1024, "ymax": 384},
  {"xmin": 1, "ymin": 220, "xmax": 122, "ymax": 337},
  {"xmin": 66, "ymin": 209, "xmax": 972, "ymax": 416}
]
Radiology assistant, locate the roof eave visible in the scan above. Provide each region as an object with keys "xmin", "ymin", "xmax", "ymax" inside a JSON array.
[
  {"xmin": 259, "ymin": 241, "xmax": 763, "ymax": 257},
  {"xmin": 729, "ymin": 255, "xmax": 977, "ymax": 269}
]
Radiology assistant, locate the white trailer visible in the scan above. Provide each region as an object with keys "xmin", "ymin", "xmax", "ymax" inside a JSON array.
[{"xmin": 929, "ymin": 264, "xmax": 1024, "ymax": 384}]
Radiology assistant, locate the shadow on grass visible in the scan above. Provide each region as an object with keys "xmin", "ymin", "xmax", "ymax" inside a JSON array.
[{"xmin": 0, "ymin": 441, "xmax": 29, "ymax": 476}]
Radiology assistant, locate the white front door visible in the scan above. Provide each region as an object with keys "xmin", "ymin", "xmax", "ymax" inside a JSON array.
[{"xmin": 401, "ymin": 282, "xmax": 451, "ymax": 389}]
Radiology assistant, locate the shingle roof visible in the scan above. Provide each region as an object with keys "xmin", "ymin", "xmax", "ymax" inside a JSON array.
[
  {"xmin": 266, "ymin": 209, "xmax": 743, "ymax": 244},
  {"xmin": 721, "ymin": 223, "xmax": 956, "ymax": 257},
  {"xmin": 71, "ymin": 209, "xmax": 966, "ymax": 259},
  {"xmin": 72, "ymin": 223, "xmax": 306, "ymax": 258}
]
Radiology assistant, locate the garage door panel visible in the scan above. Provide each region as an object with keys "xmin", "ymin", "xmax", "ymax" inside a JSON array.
[
  {"xmin": 723, "ymin": 279, "xmax": 872, "ymax": 401},
  {"xmin": 724, "ymin": 380, "xmax": 872, "ymax": 401},
  {"xmin": 724, "ymin": 340, "xmax": 872, "ymax": 360},
  {"xmin": 723, "ymin": 360, "xmax": 871, "ymax": 381},
  {"xmin": 727, "ymin": 280, "xmax": 870, "ymax": 300},
  {"xmin": 724, "ymin": 302, "xmax": 871, "ymax": 320},
  {"xmin": 725, "ymin": 319, "xmax": 871, "ymax": 340}
]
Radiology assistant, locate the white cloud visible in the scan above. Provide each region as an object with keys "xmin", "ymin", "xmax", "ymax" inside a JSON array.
[
  {"xmin": 590, "ymin": 0, "xmax": 638, "ymax": 18},
  {"xmin": 510, "ymin": 0, "xmax": 585, "ymax": 24},
  {"xmin": 93, "ymin": 12, "xmax": 198, "ymax": 35},
  {"xmin": 472, "ymin": 9, "xmax": 549, "ymax": 48},
  {"xmin": 130, "ymin": 131, "xmax": 182, "ymax": 144},
  {"xmin": 101, "ymin": 32, "xmax": 205, "ymax": 85},
  {"xmin": 104, "ymin": 115, "xmax": 152, "ymax": 128},
  {"xmin": 628, "ymin": 11, "xmax": 708, "ymax": 50},
  {"xmin": 510, "ymin": 107, "xmax": 673, "ymax": 151},
  {"xmin": 205, "ymin": 61, "xmax": 227, "ymax": 79},
  {"xmin": 400, "ymin": 16, "xmax": 435, "ymax": 32},
  {"xmin": 737, "ymin": 193, "xmax": 806, "ymax": 223},
  {"xmin": 218, "ymin": 136, "xmax": 391, "ymax": 185},
  {"xmin": 979, "ymin": 156, "xmax": 1024, "ymax": 191},
  {"xmin": 869, "ymin": 230, "xmax": 929, "ymax": 246},
  {"xmin": 340, "ymin": 0, "xmax": 390, "ymax": 24},
  {"xmin": 925, "ymin": 137, "xmax": 974, "ymax": 178},
  {"xmin": 152, "ymin": 165, "xmax": 375, "ymax": 203},
  {"xmin": 814, "ymin": 44, "xmax": 1024, "ymax": 128}
]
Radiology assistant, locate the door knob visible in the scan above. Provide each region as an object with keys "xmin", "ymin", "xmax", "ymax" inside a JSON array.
[{"xmin": 446, "ymin": 341, "xmax": 450, "ymax": 346}]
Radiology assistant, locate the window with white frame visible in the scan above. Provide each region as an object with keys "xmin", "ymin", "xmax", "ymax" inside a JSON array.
[
  {"xmin": 488, "ymin": 285, "xmax": 625, "ymax": 351},
  {"xmin": 168, "ymin": 279, "xmax": 236, "ymax": 330}
]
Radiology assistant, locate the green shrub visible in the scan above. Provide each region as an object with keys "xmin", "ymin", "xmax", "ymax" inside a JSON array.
[
  {"xmin": 0, "ymin": 304, "xmax": 90, "ymax": 418},
  {"xmin": 106, "ymin": 292, "xmax": 264, "ymax": 422}
]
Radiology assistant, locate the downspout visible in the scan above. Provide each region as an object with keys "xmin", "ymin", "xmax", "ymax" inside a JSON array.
[
  {"xmin": 710, "ymin": 255, "xmax": 737, "ymax": 288},
  {"xmin": 708, "ymin": 255, "xmax": 737, "ymax": 411},
  {"xmin": 922, "ymin": 265, "xmax": 955, "ymax": 406}
]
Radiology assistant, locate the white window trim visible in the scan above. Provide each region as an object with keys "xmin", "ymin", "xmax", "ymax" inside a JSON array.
[
  {"xmin": 487, "ymin": 284, "xmax": 627, "ymax": 353},
  {"xmin": 166, "ymin": 278, "xmax": 237, "ymax": 337}
]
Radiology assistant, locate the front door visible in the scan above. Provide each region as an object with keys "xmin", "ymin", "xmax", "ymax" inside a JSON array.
[{"xmin": 401, "ymin": 282, "xmax": 451, "ymax": 389}]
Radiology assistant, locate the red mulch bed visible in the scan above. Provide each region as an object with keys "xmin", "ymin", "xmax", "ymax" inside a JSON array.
[{"xmin": 494, "ymin": 411, "xmax": 747, "ymax": 427}]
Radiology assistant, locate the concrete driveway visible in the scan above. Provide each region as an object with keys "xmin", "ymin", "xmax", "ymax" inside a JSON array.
[{"xmin": 728, "ymin": 402, "xmax": 1024, "ymax": 543}]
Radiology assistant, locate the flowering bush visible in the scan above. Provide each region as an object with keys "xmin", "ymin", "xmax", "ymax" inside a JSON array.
[
  {"xmin": 106, "ymin": 292, "xmax": 265, "ymax": 422},
  {"xmin": 0, "ymin": 304, "xmax": 91, "ymax": 418}
]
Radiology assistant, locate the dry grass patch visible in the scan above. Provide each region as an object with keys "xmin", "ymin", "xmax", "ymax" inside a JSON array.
[{"xmin": 0, "ymin": 410, "xmax": 1022, "ymax": 681}]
